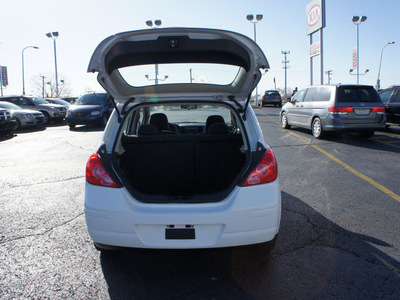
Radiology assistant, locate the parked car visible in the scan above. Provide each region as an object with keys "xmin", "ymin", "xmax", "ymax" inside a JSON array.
[
  {"xmin": 0, "ymin": 96, "xmax": 67, "ymax": 124},
  {"xmin": 261, "ymin": 90, "xmax": 282, "ymax": 107},
  {"xmin": 45, "ymin": 98, "xmax": 71, "ymax": 107},
  {"xmin": 280, "ymin": 84, "xmax": 386, "ymax": 139},
  {"xmin": 65, "ymin": 93, "xmax": 113, "ymax": 129},
  {"xmin": 0, "ymin": 108, "xmax": 18, "ymax": 134},
  {"xmin": 378, "ymin": 86, "xmax": 400, "ymax": 127},
  {"xmin": 84, "ymin": 28, "xmax": 281, "ymax": 252},
  {"xmin": 0, "ymin": 102, "xmax": 44, "ymax": 129}
]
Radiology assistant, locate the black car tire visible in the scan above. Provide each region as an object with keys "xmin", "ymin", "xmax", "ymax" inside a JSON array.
[
  {"xmin": 312, "ymin": 117, "xmax": 324, "ymax": 139},
  {"xmin": 15, "ymin": 119, "xmax": 22, "ymax": 130},
  {"xmin": 68, "ymin": 124, "xmax": 76, "ymax": 130},
  {"xmin": 41, "ymin": 112, "xmax": 50, "ymax": 125},
  {"xmin": 101, "ymin": 114, "xmax": 108, "ymax": 128},
  {"xmin": 359, "ymin": 131, "xmax": 375, "ymax": 138},
  {"xmin": 281, "ymin": 112, "xmax": 291, "ymax": 129}
]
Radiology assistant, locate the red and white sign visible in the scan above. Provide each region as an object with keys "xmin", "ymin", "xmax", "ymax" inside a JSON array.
[
  {"xmin": 306, "ymin": 0, "xmax": 325, "ymax": 35},
  {"xmin": 310, "ymin": 42, "xmax": 320, "ymax": 57},
  {"xmin": 352, "ymin": 47, "xmax": 358, "ymax": 71}
]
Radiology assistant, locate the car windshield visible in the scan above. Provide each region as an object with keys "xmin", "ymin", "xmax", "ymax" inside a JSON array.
[
  {"xmin": 265, "ymin": 91, "xmax": 279, "ymax": 95},
  {"xmin": 337, "ymin": 86, "xmax": 381, "ymax": 103},
  {"xmin": 75, "ymin": 94, "xmax": 107, "ymax": 105},
  {"xmin": 0, "ymin": 102, "xmax": 21, "ymax": 110},
  {"xmin": 32, "ymin": 98, "xmax": 50, "ymax": 105}
]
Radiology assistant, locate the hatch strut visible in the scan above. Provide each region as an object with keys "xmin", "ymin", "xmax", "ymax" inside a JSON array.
[
  {"xmin": 242, "ymin": 74, "xmax": 258, "ymax": 120},
  {"xmin": 108, "ymin": 94, "xmax": 121, "ymax": 123}
]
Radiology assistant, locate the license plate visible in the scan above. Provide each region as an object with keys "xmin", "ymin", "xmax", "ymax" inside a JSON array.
[
  {"xmin": 165, "ymin": 226, "xmax": 195, "ymax": 239},
  {"xmin": 354, "ymin": 108, "xmax": 370, "ymax": 115}
]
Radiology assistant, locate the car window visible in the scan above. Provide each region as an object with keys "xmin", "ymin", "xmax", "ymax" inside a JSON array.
[
  {"xmin": 379, "ymin": 90, "xmax": 393, "ymax": 104},
  {"xmin": 337, "ymin": 86, "xmax": 381, "ymax": 103},
  {"xmin": 315, "ymin": 87, "xmax": 331, "ymax": 101},
  {"xmin": 0, "ymin": 102, "xmax": 21, "ymax": 110},
  {"xmin": 32, "ymin": 98, "xmax": 50, "ymax": 105},
  {"xmin": 292, "ymin": 89, "xmax": 306, "ymax": 102},
  {"xmin": 303, "ymin": 87, "xmax": 318, "ymax": 102},
  {"xmin": 18, "ymin": 98, "xmax": 34, "ymax": 106},
  {"xmin": 75, "ymin": 94, "xmax": 107, "ymax": 105},
  {"xmin": 394, "ymin": 91, "xmax": 400, "ymax": 103}
]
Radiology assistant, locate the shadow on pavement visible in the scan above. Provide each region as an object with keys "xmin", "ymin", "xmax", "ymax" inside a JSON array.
[{"xmin": 99, "ymin": 191, "xmax": 400, "ymax": 299}]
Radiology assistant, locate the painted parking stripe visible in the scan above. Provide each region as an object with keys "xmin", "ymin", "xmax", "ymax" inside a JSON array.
[{"xmin": 286, "ymin": 130, "xmax": 400, "ymax": 203}]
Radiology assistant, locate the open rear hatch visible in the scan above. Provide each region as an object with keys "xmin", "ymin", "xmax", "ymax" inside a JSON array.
[{"xmin": 88, "ymin": 27, "xmax": 269, "ymax": 104}]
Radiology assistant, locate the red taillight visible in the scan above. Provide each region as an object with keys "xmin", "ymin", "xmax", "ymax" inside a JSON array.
[
  {"xmin": 329, "ymin": 106, "xmax": 354, "ymax": 113},
  {"xmin": 371, "ymin": 106, "xmax": 385, "ymax": 113},
  {"xmin": 86, "ymin": 152, "xmax": 118, "ymax": 188},
  {"xmin": 242, "ymin": 149, "xmax": 278, "ymax": 186}
]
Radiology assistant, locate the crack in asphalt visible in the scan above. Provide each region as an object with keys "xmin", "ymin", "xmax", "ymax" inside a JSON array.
[
  {"xmin": 0, "ymin": 213, "xmax": 84, "ymax": 245},
  {"xmin": 4, "ymin": 175, "xmax": 85, "ymax": 188},
  {"xmin": 279, "ymin": 207, "xmax": 400, "ymax": 277}
]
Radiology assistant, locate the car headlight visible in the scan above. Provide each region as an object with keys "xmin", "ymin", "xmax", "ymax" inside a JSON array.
[{"xmin": 91, "ymin": 111, "xmax": 101, "ymax": 116}]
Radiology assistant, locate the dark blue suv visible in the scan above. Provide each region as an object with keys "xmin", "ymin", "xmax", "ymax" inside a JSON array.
[{"xmin": 65, "ymin": 93, "xmax": 113, "ymax": 130}]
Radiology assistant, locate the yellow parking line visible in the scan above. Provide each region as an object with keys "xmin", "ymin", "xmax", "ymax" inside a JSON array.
[{"xmin": 287, "ymin": 130, "xmax": 400, "ymax": 203}]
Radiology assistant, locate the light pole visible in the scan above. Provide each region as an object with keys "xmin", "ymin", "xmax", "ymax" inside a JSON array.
[
  {"xmin": 376, "ymin": 41, "xmax": 395, "ymax": 90},
  {"xmin": 247, "ymin": 14, "xmax": 263, "ymax": 106},
  {"xmin": 22, "ymin": 46, "xmax": 39, "ymax": 95},
  {"xmin": 352, "ymin": 16, "xmax": 367, "ymax": 84},
  {"xmin": 146, "ymin": 20, "xmax": 162, "ymax": 85},
  {"xmin": 46, "ymin": 31, "xmax": 59, "ymax": 97},
  {"xmin": 40, "ymin": 75, "xmax": 46, "ymax": 98},
  {"xmin": 281, "ymin": 51, "xmax": 290, "ymax": 102}
]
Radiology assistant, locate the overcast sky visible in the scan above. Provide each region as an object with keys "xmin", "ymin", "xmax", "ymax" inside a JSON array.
[{"xmin": 1, "ymin": 0, "xmax": 399, "ymax": 97}]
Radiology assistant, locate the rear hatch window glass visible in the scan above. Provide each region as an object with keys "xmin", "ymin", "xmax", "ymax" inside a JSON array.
[
  {"xmin": 337, "ymin": 86, "xmax": 381, "ymax": 103},
  {"xmin": 118, "ymin": 63, "xmax": 241, "ymax": 87}
]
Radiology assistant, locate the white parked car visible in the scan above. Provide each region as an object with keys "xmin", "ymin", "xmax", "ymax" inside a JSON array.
[{"xmin": 84, "ymin": 28, "xmax": 281, "ymax": 251}]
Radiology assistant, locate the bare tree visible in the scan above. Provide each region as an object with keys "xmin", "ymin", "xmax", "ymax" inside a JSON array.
[{"xmin": 30, "ymin": 73, "xmax": 72, "ymax": 98}]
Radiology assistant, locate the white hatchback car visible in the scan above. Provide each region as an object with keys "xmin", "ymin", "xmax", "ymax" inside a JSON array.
[{"xmin": 84, "ymin": 28, "xmax": 281, "ymax": 251}]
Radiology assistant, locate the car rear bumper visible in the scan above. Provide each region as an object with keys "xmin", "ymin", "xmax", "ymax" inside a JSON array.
[
  {"xmin": 84, "ymin": 181, "xmax": 281, "ymax": 249},
  {"xmin": 322, "ymin": 114, "xmax": 386, "ymax": 132}
]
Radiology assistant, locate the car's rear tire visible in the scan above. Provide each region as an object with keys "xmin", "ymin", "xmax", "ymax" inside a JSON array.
[
  {"xmin": 360, "ymin": 130, "xmax": 375, "ymax": 138},
  {"xmin": 68, "ymin": 124, "xmax": 76, "ymax": 130},
  {"xmin": 281, "ymin": 112, "xmax": 291, "ymax": 129},
  {"xmin": 312, "ymin": 117, "xmax": 324, "ymax": 139}
]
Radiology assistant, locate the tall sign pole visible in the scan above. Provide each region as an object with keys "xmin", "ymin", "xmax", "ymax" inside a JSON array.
[{"xmin": 306, "ymin": 0, "xmax": 326, "ymax": 86}]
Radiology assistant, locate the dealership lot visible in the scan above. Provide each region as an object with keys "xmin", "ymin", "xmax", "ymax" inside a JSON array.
[{"xmin": 1, "ymin": 107, "xmax": 400, "ymax": 299}]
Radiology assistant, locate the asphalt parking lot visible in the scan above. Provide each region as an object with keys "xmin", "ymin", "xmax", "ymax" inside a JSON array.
[{"xmin": 1, "ymin": 109, "xmax": 400, "ymax": 299}]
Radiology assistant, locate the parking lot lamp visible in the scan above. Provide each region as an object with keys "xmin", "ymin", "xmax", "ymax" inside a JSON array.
[
  {"xmin": 352, "ymin": 16, "xmax": 367, "ymax": 84},
  {"xmin": 247, "ymin": 14, "xmax": 263, "ymax": 106},
  {"xmin": 46, "ymin": 32, "xmax": 59, "ymax": 97},
  {"xmin": 146, "ymin": 20, "xmax": 162, "ymax": 85},
  {"xmin": 376, "ymin": 41, "xmax": 395, "ymax": 90},
  {"xmin": 22, "ymin": 46, "xmax": 39, "ymax": 95}
]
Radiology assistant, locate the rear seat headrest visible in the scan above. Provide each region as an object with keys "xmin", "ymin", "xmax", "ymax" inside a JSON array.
[
  {"xmin": 206, "ymin": 115, "xmax": 225, "ymax": 132},
  {"xmin": 138, "ymin": 124, "xmax": 159, "ymax": 135},
  {"xmin": 150, "ymin": 113, "xmax": 170, "ymax": 131},
  {"xmin": 208, "ymin": 123, "xmax": 229, "ymax": 134}
]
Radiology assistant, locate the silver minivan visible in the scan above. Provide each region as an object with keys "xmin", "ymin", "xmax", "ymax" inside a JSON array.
[{"xmin": 280, "ymin": 84, "xmax": 386, "ymax": 138}]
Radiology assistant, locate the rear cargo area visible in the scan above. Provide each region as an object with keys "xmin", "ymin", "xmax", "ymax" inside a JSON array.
[{"xmin": 119, "ymin": 130, "xmax": 246, "ymax": 196}]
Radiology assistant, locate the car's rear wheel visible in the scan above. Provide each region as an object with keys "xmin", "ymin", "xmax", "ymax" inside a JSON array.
[
  {"xmin": 359, "ymin": 130, "xmax": 375, "ymax": 138},
  {"xmin": 68, "ymin": 124, "xmax": 76, "ymax": 130},
  {"xmin": 312, "ymin": 117, "xmax": 324, "ymax": 139},
  {"xmin": 281, "ymin": 112, "xmax": 291, "ymax": 129}
]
